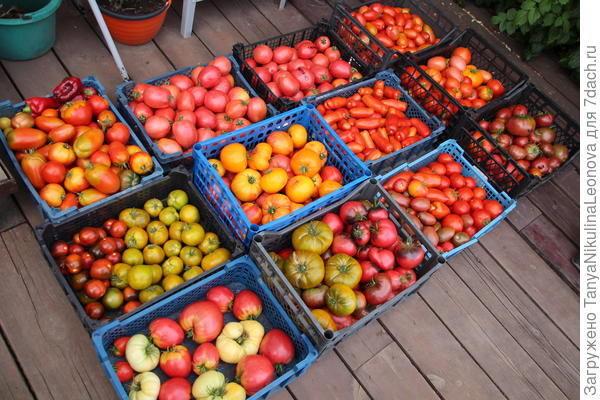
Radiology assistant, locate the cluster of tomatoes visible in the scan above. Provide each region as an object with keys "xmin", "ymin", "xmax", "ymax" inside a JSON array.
[
  {"xmin": 316, "ymin": 79, "xmax": 432, "ymax": 162},
  {"xmin": 49, "ymin": 190, "xmax": 231, "ymax": 321},
  {"xmin": 110, "ymin": 287, "xmax": 295, "ymax": 400},
  {"xmin": 383, "ymin": 152, "xmax": 505, "ymax": 254},
  {"xmin": 474, "ymin": 105, "xmax": 569, "ymax": 177},
  {"xmin": 210, "ymin": 124, "xmax": 345, "ymax": 226},
  {"xmin": 245, "ymin": 36, "xmax": 362, "ymax": 102},
  {"xmin": 127, "ymin": 56, "xmax": 269, "ymax": 156},
  {"xmin": 2, "ymin": 98, "xmax": 155, "ymax": 210},
  {"xmin": 419, "ymin": 47, "xmax": 506, "ymax": 109},
  {"xmin": 347, "ymin": 3, "xmax": 441, "ymax": 55},
  {"xmin": 270, "ymin": 200, "xmax": 422, "ymax": 332}
]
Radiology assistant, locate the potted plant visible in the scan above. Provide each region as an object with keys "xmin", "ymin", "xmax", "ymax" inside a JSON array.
[
  {"xmin": 97, "ymin": 0, "xmax": 171, "ymax": 45},
  {"xmin": 0, "ymin": 0, "xmax": 62, "ymax": 60}
]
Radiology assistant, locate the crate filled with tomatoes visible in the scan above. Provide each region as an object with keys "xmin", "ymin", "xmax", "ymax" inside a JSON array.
[
  {"xmin": 304, "ymin": 70, "xmax": 444, "ymax": 175},
  {"xmin": 452, "ymin": 83, "xmax": 580, "ymax": 197},
  {"xmin": 232, "ymin": 13, "xmax": 387, "ymax": 112},
  {"xmin": 192, "ymin": 104, "xmax": 371, "ymax": 247},
  {"xmin": 408, "ymin": 29, "xmax": 528, "ymax": 117},
  {"xmin": 380, "ymin": 139, "xmax": 516, "ymax": 259},
  {"xmin": 92, "ymin": 256, "xmax": 318, "ymax": 400},
  {"xmin": 0, "ymin": 76, "xmax": 163, "ymax": 223},
  {"xmin": 249, "ymin": 178, "xmax": 443, "ymax": 353},
  {"xmin": 36, "ymin": 168, "xmax": 243, "ymax": 332},
  {"xmin": 116, "ymin": 55, "xmax": 276, "ymax": 169},
  {"xmin": 335, "ymin": 0, "xmax": 457, "ymax": 64}
]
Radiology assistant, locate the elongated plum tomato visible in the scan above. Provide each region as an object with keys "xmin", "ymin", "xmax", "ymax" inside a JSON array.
[
  {"xmin": 149, "ymin": 318, "xmax": 185, "ymax": 349},
  {"xmin": 206, "ymin": 286, "xmax": 234, "ymax": 313}
]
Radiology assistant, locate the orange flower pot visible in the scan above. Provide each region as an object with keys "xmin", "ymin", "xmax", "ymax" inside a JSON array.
[{"xmin": 100, "ymin": 0, "xmax": 171, "ymax": 45}]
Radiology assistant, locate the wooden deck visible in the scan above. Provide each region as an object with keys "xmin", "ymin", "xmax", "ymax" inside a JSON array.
[{"xmin": 0, "ymin": 0, "xmax": 579, "ymax": 399}]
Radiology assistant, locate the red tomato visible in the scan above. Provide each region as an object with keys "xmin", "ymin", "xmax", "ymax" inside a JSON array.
[
  {"xmin": 236, "ymin": 354, "xmax": 275, "ymax": 395},
  {"xmin": 482, "ymin": 199, "xmax": 503, "ymax": 218},
  {"xmin": 114, "ymin": 361, "xmax": 134, "ymax": 383},
  {"xmin": 143, "ymin": 86, "xmax": 171, "ymax": 108},
  {"xmin": 90, "ymin": 259, "xmax": 112, "ymax": 280},
  {"xmin": 472, "ymin": 187, "xmax": 486, "ymax": 200},
  {"xmin": 452, "ymin": 200, "xmax": 471, "ymax": 215},
  {"xmin": 457, "ymin": 187, "xmax": 473, "ymax": 201},
  {"xmin": 320, "ymin": 166, "xmax": 343, "ymax": 183},
  {"xmin": 233, "ymin": 290, "xmax": 263, "ymax": 320},
  {"xmin": 158, "ymin": 378, "xmax": 192, "ymax": 400},
  {"xmin": 206, "ymin": 286, "xmax": 234, "ymax": 313},
  {"xmin": 469, "ymin": 198, "xmax": 484, "ymax": 211},
  {"xmin": 110, "ymin": 220, "xmax": 127, "ymax": 238},
  {"xmin": 85, "ymin": 302, "xmax": 104, "ymax": 319},
  {"xmin": 315, "ymin": 35, "xmax": 331, "ymax": 52},
  {"xmin": 192, "ymin": 343, "xmax": 219, "ymax": 375},
  {"xmin": 472, "ymin": 209, "xmax": 492, "ymax": 230},
  {"xmin": 253, "ymin": 45, "xmax": 274, "ymax": 64},
  {"xmin": 178, "ymin": 301, "xmax": 224, "ymax": 343},
  {"xmin": 98, "ymin": 237, "xmax": 117, "ymax": 254},
  {"xmin": 40, "ymin": 160, "xmax": 66, "ymax": 184},
  {"xmin": 259, "ymin": 329, "xmax": 295, "ymax": 370},
  {"xmin": 87, "ymin": 95, "xmax": 110, "ymax": 116},
  {"xmin": 169, "ymin": 74, "xmax": 194, "ymax": 91},
  {"xmin": 449, "ymin": 173, "xmax": 465, "ymax": 189},
  {"xmin": 60, "ymin": 100, "xmax": 93, "ymax": 126},
  {"xmin": 160, "ymin": 345, "xmax": 192, "ymax": 378},
  {"xmin": 442, "ymin": 214, "xmax": 464, "ymax": 232},
  {"xmin": 204, "ymin": 90, "xmax": 228, "ymax": 113},
  {"xmin": 443, "ymin": 161, "xmax": 462, "ymax": 175},
  {"xmin": 112, "ymin": 336, "xmax": 130, "ymax": 357},
  {"xmin": 172, "ymin": 120, "xmax": 198, "ymax": 149},
  {"xmin": 150, "ymin": 318, "xmax": 185, "ymax": 349}
]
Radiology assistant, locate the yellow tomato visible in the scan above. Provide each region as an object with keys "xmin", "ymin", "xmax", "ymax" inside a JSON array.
[
  {"xmin": 167, "ymin": 190, "xmax": 188, "ymax": 210},
  {"xmin": 179, "ymin": 204, "xmax": 200, "ymax": 223},
  {"xmin": 247, "ymin": 142, "xmax": 272, "ymax": 171},
  {"xmin": 146, "ymin": 221, "xmax": 169, "ymax": 245},
  {"xmin": 139, "ymin": 285, "xmax": 164, "ymax": 303},
  {"xmin": 122, "ymin": 248, "xmax": 144, "ymax": 265},
  {"xmin": 144, "ymin": 198, "xmax": 163, "ymax": 217},
  {"xmin": 208, "ymin": 158, "xmax": 225, "ymax": 176},
  {"xmin": 125, "ymin": 227, "xmax": 148, "ymax": 249},
  {"xmin": 201, "ymin": 248, "xmax": 231, "ymax": 271},
  {"xmin": 162, "ymin": 274, "xmax": 184, "ymax": 291},
  {"xmin": 163, "ymin": 239, "xmax": 182, "ymax": 257},
  {"xmin": 180, "ymin": 246, "xmax": 203, "ymax": 267},
  {"xmin": 199, "ymin": 232, "xmax": 220, "ymax": 254},
  {"xmin": 183, "ymin": 266, "xmax": 204, "ymax": 281},
  {"xmin": 260, "ymin": 168, "xmax": 288, "ymax": 194},
  {"xmin": 463, "ymin": 65, "xmax": 484, "ymax": 88},
  {"xmin": 285, "ymin": 175, "xmax": 314, "ymax": 203},
  {"xmin": 288, "ymin": 124, "xmax": 307, "ymax": 148},
  {"xmin": 220, "ymin": 143, "xmax": 247, "ymax": 173},
  {"xmin": 304, "ymin": 141, "xmax": 328, "ymax": 166},
  {"xmin": 143, "ymin": 244, "xmax": 165, "ymax": 265},
  {"xmin": 128, "ymin": 265, "xmax": 154, "ymax": 290},
  {"xmin": 311, "ymin": 173, "xmax": 323, "ymax": 197},
  {"xmin": 169, "ymin": 221, "xmax": 185, "ymax": 242},
  {"xmin": 159, "ymin": 206, "xmax": 179, "ymax": 226},
  {"xmin": 162, "ymin": 256, "xmax": 184, "ymax": 275},
  {"xmin": 231, "ymin": 169, "xmax": 262, "ymax": 202},
  {"xmin": 148, "ymin": 264, "xmax": 162, "ymax": 284},
  {"xmin": 181, "ymin": 223, "xmax": 206, "ymax": 246},
  {"xmin": 318, "ymin": 180, "xmax": 342, "ymax": 197}
]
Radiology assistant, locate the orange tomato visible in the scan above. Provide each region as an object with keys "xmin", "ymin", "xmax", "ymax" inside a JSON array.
[
  {"xmin": 73, "ymin": 128, "xmax": 104, "ymax": 159},
  {"xmin": 452, "ymin": 47, "xmax": 472, "ymax": 64},
  {"xmin": 85, "ymin": 164, "xmax": 120, "ymax": 195},
  {"xmin": 291, "ymin": 148, "xmax": 322, "ymax": 178},
  {"xmin": 78, "ymin": 188, "xmax": 108, "ymax": 206},
  {"xmin": 64, "ymin": 167, "xmax": 90, "ymax": 193},
  {"xmin": 290, "ymin": 202, "xmax": 303, "ymax": 212},
  {"xmin": 48, "ymin": 124, "xmax": 76, "ymax": 143},
  {"xmin": 288, "ymin": 124, "xmax": 308, "ymax": 148},
  {"xmin": 220, "ymin": 143, "xmax": 247, "ymax": 173},
  {"xmin": 231, "ymin": 169, "xmax": 262, "ymax": 202},
  {"xmin": 261, "ymin": 194, "xmax": 291, "ymax": 225},
  {"xmin": 318, "ymin": 180, "xmax": 342, "ymax": 197},
  {"xmin": 129, "ymin": 152, "xmax": 154, "ymax": 175},
  {"xmin": 48, "ymin": 142, "xmax": 77, "ymax": 166},
  {"xmin": 97, "ymin": 110, "xmax": 117, "ymax": 129},
  {"xmin": 34, "ymin": 116, "xmax": 64, "ymax": 132},
  {"xmin": 267, "ymin": 131, "xmax": 294, "ymax": 155},
  {"xmin": 59, "ymin": 192, "xmax": 79, "ymax": 211},
  {"xmin": 463, "ymin": 65, "xmax": 483, "ymax": 88},
  {"xmin": 477, "ymin": 85, "xmax": 494, "ymax": 101},
  {"xmin": 126, "ymin": 145, "xmax": 143, "ymax": 155},
  {"xmin": 41, "ymin": 108, "xmax": 59, "ymax": 117},
  {"xmin": 260, "ymin": 168, "xmax": 288, "ymax": 194},
  {"xmin": 208, "ymin": 159, "xmax": 225, "ymax": 176},
  {"xmin": 242, "ymin": 203, "xmax": 262, "ymax": 225},
  {"xmin": 311, "ymin": 173, "xmax": 323, "ymax": 197},
  {"xmin": 39, "ymin": 183, "xmax": 65, "ymax": 207},
  {"xmin": 285, "ymin": 175, "xmax": 314, "ymax": 203},
  {"xmin": 247, "ymin": 142, "xmax": 272, "ymax": 171},
  {"xmin": 479, "ymin": 69, "xmax": 492, "ymax": 83},
  {"xmin": 21, "ymin": 152, "xmax": 46, "ymax": 189},
  {"xmin": 303, "ymin": 141, "xmax": 328, "ymax": 166}
]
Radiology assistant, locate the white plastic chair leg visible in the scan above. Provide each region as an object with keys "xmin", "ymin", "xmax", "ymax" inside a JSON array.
[
  {"xmin": 87, "ymin": 0, "xmax": 130, "ymax": 81},
  {"xmin": 279, "ymin": 0, "xmax": 286, "ymax": 9},
  {"xmin": 181, "ymin": 0, "xmax": 196, "ymax": 38}
]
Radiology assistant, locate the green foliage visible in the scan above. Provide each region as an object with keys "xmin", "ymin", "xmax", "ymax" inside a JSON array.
[{"xmin": 457, "ymin": 0, "xmax": 579, "ymax": 81}]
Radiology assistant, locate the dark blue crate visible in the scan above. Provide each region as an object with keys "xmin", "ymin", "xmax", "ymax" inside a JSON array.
[
  {"xmin": 192, "ymin": 104, "xmax": 372, "ymax": 247},
  {"xmin": 116, "ymin": 55, "xmax": 278, "ymax": 169},
  {"xmin": 303, "ymin": 69, "xmax": 445, "ymax": 175},
  {"xmin": 92, "ymin": 256, "xmax": 318, "ymax": 400},
  {"xmin": 0, "ymin": 76, "xmax": 164, "ymax": 224},
  {"xmin": 379, "ymin": 139, "xmax": 516, "ymax": 259}
]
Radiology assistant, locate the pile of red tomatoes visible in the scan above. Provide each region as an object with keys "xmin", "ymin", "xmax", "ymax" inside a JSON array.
[
  {"xmin": 245, "ymin": 36, "xmax": 362, "ymax": 102},
  {"xmin": 127, "ymin": 56, "xmax": 269, "ymax": 155}
]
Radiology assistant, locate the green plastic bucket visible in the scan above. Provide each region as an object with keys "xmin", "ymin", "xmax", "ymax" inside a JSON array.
[{"xmin": 0, "ymin": 0, "xmax": 62, "ymax": 60}]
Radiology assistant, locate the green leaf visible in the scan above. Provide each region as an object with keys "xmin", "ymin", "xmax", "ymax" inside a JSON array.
[
  {"xmin": 522, "ymin": 0, "xmax": 535, "ymax": 10},
  {"xmin": 515, "ymin": 9, "xmax": 527, "ymax": 25},
  {"xmin": 506, "ymin": 21, "xmax": 516, "ymax": 35},
  {"xmin": 539, "ymin": 0, "xmax": 551, "ymax": 13},
  {"xmin": 554, "ymin": 15, "xmax": 563, "ymax": 27},
  {"xmin": 491, "ymin": 13, "xmax": 505, "ymax": 24},
  {"xmin": 528, "ymin": 8, "xmax": 540, "ymax": 24},
  {"xmin": 543, "ymin": 13, "xmax": 555, "ymax": 26},
  {"xmin": 558, "ymin": 0, "xmax": 568, "ymax": 4},
  {"xmin": 507, "ymin": 8, "xmax": 517, "ymax": 19}
]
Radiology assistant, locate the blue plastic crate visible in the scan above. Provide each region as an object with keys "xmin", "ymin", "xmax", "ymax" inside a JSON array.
[
  {"xmin": 0, "ymin": 76, "xmax": 164, "ymax": 224},
  {"xmin": 303, "ymin": 70, "xmax": 445, "ymax": 176},
  {"xmin": 379, "ymin": 139, "xmax": 516, "ymax": 259},
  {"xmin": 116, "ymin": 55, "xmax": 278, "ymax": 169},
  {"xmin": 92, "ymin": 256, "xmax": 318, "ymax": 400},
  {"xmin": 192, "ymin": 104, "xmax": 372, "ymax": 247}
]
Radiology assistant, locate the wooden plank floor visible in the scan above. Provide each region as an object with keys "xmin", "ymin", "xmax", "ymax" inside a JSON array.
[{"xmin": 0, "ymin": 0, "xmax": 579, "ymax": 399}]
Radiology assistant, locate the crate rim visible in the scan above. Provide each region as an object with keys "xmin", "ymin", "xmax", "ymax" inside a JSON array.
[{"xmin": 92, "ymin": 255, "xmax": 319, "ymax": 400}]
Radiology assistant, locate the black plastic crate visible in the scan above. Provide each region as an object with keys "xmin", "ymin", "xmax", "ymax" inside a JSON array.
[
  {"xmin": 450, "ymin": 116, "xmax": 530, "ymax": 197},
  {"xmin": 411, "ymin": 29, "xmax": 528, "ymax": 117},
  {"xmin": 392, "ymin": 57, "xmax": 464, "ymax": 127},
  {"xmin": 232, "ymin": 15, "xmax": 386, "ymax": 112},
  {"xmin": 35, "ymin": 168, "xmax": 244, "ymax": 333},
  {"xmin": 335, "ymin": 0, "xmax": 457, "ymax": 65},
  {"xmin": 249, "ymin": 178, "xmax": 444, "ymax": 354},
  {"xmin": 464, "ymin": 83, "xmax": 580, "ymax": 197}
]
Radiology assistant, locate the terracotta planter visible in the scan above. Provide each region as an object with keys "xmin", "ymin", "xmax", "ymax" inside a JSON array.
[{"xmin": 99, "ymin": 0, "xmax": 170, "ymax": 45}]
